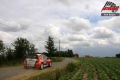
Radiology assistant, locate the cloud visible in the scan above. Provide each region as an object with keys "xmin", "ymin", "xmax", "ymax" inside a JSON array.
[
  {"xmin": 109, "ymin": 34, "xmax": 120, "ymax": 46},
  {"xmin": 66, "ymin": 33, "xmax": 88, "ymax": 41},
  {"xmin": 17, "ymin": 18, "xmax": 33, "ymax": 30},
  {"xmin": 94, "ymin": 39, "xmax": 109, "ymax": 46},
  {"xmin": 0, "ymin": 0, "xmax": 120, "ymax": 57},
  {"xmin": 85, "ymin": 4, "xmax": 90, "ymax": 10},
  {"xmin": 92, "ymin": 27, "xmax": 115, "ymax": 39},
  {"xmin": 62, "ymin": 17, "xmax": 91, "ymax": 31},
  {"xmin": 55, "ymin": 0, "xmax": 70, "ymax": 6},
  {"xmin": 58, "ymin": 33, "xmax": 90, "ymax": 49},
  {"xmin": 44, "ymin": 24, "xmax": 61, "ymax": 38},
  {"xmin": 0, "ymin": 31, "xmax": 15, "ymax": 46},
  {"xmin": 97, "ymin": 17, "xmax": 120, "ymax": 30},
  {"xmin": 0, "ymin": 18, "xmax": 32, "ymax": 32},
  {"xmin": 72, "ymin": 41, "xmax": 91, "ymax": 48}
]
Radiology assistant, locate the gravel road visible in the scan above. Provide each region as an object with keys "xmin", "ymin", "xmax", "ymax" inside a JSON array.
[{"xmin": 0, "ymin": 58, "xmax": 77, "ymax": 80}]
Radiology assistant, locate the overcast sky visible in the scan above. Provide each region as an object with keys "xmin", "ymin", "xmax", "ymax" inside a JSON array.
[{"xmin": 0, "ymin": 0, "xmax": 120, "ymax": 57}]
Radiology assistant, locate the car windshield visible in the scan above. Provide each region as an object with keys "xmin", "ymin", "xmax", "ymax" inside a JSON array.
[
  {"xmin": 26, "ymin": 54, "xmax": 38, "ymax": 59},
  {"xmin": 39, "ymin": 55, "xmax": 43, "ymax": 59}
]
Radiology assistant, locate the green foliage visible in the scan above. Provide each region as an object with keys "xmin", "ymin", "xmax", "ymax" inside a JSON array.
[
  {"xmin": 0, "ymin": 38, "xmax": 37, "ymax": 67},
  {"xmin": 58, "ymin": 59, "xmax": 82, "ymax": 80},
  {"xmin": 59, "ymin": 58, "xmax": 120, "ymax": 80},
  {"xmin": 87, "ymin": 63, "xmax": 94, "ymax": 80},
  {"xmin": 0, "ymin": 54, "xmax": 6, "ymax": 66},
  {"xmin": 92, "ymin": 58, "xmax": 120, "ymax": 80},
  {"xmin": 67, "ymin": 49, "xmax": 74, "ymax": 57},
  {"xmin": 6, "ymin": 47, "xmax": 14, "ymax": 60},
  {"xmin": 0, "ymin": 40, "xmax": 6, "ymax": 66},
  {"xmin": 12, "ymin": 37, "xmax": 37, "ymax": 59},
  {"xmin": 52, "ymin": 49, "xmax": 74, "ymax": 57},
  {"xmin": 55, "ymin": 69, "xmax": 62, "ymax": 80},
  {"xmin": 0, "ymin": 40, "xmax": 5, "ymax": 54},
  {"xmin": 45, "ymin": 36, "xmax": 57, "ymax": 56},
  {"xmin": 75, "ymin": 66, "xmax": 86, "ymax": 80},
  {"xmin": 66, "ymin": 62, "xmax": 76, "ymax": 72}
]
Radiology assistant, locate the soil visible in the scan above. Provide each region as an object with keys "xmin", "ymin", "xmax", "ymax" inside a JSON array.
[
  {"xmin": 82, "ymin": 67, "xmax": 88, "ymax": 80},
  {"xmin": 94, "ymin": 67, "xmax": 98, "ymax": 80}
]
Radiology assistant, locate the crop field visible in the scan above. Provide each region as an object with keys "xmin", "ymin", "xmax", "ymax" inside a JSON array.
[{"xmin": 59, "ymin": 58, "xmax": 120, "ymax": 80}]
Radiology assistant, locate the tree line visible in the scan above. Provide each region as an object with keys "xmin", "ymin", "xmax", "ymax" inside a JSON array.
[
  {"xmin": 116, "ymin": 53, "xmax": 120, "ymax": 58},
  {"xmin": 43, "ymin": 49, "xmax": 74, "ymax": 57},
  {"xmin": 0, "ymin": 36, "xmax": 74, "ymax": 66}
]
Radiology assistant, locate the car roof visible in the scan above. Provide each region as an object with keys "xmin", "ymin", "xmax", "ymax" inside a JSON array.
[{"xmin": 36, "ymin": 54, "xmax": 44, "ymax": 56}]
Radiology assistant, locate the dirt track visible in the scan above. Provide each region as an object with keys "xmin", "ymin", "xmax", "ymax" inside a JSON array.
[{"xmin": 0, "ymin": 58, "xmax": 77, "ymax": 80}]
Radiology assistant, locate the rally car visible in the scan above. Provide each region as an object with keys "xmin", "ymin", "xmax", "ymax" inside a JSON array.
[{"xmin": 23, "ymin": 54, "xmax": 51, "ymax": 69}]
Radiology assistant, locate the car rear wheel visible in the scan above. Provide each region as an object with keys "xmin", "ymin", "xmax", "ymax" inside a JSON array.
[{"xmin": 40, "ymin": 63, "xmax": 44, "ymax": 70}]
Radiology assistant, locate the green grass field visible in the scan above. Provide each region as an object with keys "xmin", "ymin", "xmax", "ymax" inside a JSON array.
[{"xmin": 59, "ymin": 58, "xmax": 120, "ymax": 80}]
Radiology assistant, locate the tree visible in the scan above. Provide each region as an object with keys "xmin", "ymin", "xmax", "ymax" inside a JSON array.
[
  {"xmin": 45, "ymin": 36, "xmax": 57, "ymax": 56},
  {"xmin": 0, "ymin": 40, "xmax": 6, "ymax": 65},
  {"xmin": 28, "ymin": 44, "xmax": 38, "ymax": 54},
  {"xmin": 116, "ymin": 53, "xmax": 120, "ymax": 58},
  {"xmin": 68, "ymin": 49, "xmax": 74, "ymax": 57},
  {"xmin": 6, "ymin": 47, "xmax": 14, "ymax": 60},
  {"xmin": 0, "ymin": 40, "xmax": 5, "ymax": 54},
  {"xmin": 12, "ymin": 37, "xmax": 37, "ymax": 59}
]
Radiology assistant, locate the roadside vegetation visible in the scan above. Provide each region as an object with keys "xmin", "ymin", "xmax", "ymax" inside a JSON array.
[
  {"xmin": 0, "ymin": 38, "xmax": 37, "ymax": 67},
  {"xmin": 0, "ymin": 60, "xmax": 23, "ymax": 68},
  {"xmin": 28, "ymin": 60, "xmax": 80, "ymax": 80},
  {"xmin": 27, "ymin": 58, "xmax": 120, "ymax": 80}
]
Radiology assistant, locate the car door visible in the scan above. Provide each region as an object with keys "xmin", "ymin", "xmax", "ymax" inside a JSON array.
[{"xmin": 43, "ymin": 55, "xmax": 47, "ymax": 65}]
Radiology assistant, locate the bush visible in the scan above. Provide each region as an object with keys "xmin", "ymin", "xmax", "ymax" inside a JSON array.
[
  {"xmin": 49, "ymin": 57, "xmax": 64, "ymax": 62},
  {"xmin": 66, "ymin": 62, "xmax": 76, "ymax": 72}
]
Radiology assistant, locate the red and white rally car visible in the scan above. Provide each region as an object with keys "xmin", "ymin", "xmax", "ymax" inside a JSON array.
[{"xmin": 23, "ymin": 54, "xmax": 51, "ymax": 69}]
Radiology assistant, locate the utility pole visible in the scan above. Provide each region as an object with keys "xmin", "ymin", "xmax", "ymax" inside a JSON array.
[{"xmin": 59, "ymin": 39, "xmax": 60, "ymax": 57}]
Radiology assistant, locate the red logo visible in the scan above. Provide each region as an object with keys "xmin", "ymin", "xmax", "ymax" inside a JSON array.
[{"xmin": 101, "ymin": 1, "xmax": 119, "ymax": 13}]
